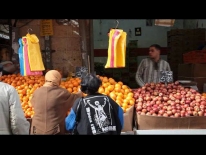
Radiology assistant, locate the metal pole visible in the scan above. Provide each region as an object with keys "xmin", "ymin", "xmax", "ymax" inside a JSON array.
[
  {"xmin": 8, "ymin": 19, "xmax": 12, "ymax": 60},
  {"xmin": 89, "ymin": 19, "xmax": 94, "ymax": 73},
  {"xmin": 78, "ymin": 20, "xmax": 88, "ymax": 68},
  {"xmin": 44, "ymin": 36, "xmax": 52, "ymax": 69}
]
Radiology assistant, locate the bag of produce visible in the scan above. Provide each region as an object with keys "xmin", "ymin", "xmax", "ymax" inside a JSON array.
[{"xmin": 105, "ymin": 29, "xmax": 127, "ymax": 68}]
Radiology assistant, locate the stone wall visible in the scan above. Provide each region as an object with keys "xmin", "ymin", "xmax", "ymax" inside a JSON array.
[{"xmin": 16, "ymin": 19, "xmax": 82, "ymax": 76}]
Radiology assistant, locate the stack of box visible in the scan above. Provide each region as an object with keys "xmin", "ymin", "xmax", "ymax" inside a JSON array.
[
  {"xmin": 178, "ymin": 63, "xmax": 206, "ymax": 92},
  {"xmin": 183, "ymin": 50, "xmax": 206, "ymax": 63},
  {"xmin": 167, "ymin": 28, "xmax": 206, "ymax": 81}
]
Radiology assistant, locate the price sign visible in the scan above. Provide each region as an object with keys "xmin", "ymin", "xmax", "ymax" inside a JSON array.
[
  {"xmin": 40, "ymin": 19, "xmax": 54, "ymax": 36},
  {"xmin": 159, "ymin": 71, "xmax": 173, "ymax": 83},
  {"xmin": 75, "ymin": 66, "xmax": 88, "ymax": 78}
]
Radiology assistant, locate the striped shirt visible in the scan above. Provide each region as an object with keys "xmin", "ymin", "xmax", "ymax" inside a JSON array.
[{"xmin": 135, "ymin": 58, "xmax": 171, "ymax": 87}]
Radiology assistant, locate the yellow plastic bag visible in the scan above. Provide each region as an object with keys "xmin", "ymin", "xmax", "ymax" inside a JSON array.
[
  {"xmin": 105, "ymin": 29, "xmax": 127, "ymax": 68},
  {"xmin": 25, "ymin": 33, "xmax": 45, "ymax": 71}
]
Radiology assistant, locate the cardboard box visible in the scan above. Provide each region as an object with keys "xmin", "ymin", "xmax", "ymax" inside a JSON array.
[
  {"xmin": 178, "ymin": 64, "xmax": 206, "ymax": 77},
  {"xmin": 178, "ymin": 76, "xmax": 206, "ymax": 92},
  {"xmin": 122, "ymin": 106, "xmax": 134, "ymax": 132},
  {"xmin": 136, "ymin": 114, "xmax": 206, "ymax": 130}
]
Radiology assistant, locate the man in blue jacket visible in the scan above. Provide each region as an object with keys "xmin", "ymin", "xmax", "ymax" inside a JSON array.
[{"xmin": 65, "ymin": 74, "xmax": 124, "ymax": 135}]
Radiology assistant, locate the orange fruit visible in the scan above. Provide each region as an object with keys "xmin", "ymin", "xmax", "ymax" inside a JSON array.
[
  {"xmin": 122, "ymin": 103, "xmax": 128, "ymax": 109},
  {"xmin": 102, "ymin": 77, "xmax": 108, "ymax": 83},
  {"xmin": 122, "ymin": 85, "xmax": 128, "ymax": 89},
  {"xmin": 115, "ymin": 83, "xmax": 121, "ymax": 89},
  {"xmin": 116, "ymin": 96, "xmax": 123, "ymax": 101},
  {"xmin": 114, "ymin": 87, "xmax": 121, "ymax": 92},
  {"xmin": 108, "ymin": 85, "xmax": 114, "ymax": 92},
  {"xmin": 124, "ymin": 88, "xmax": 130, "ymax": 94},
  {"xmin": 73, "ymin": 82, "xmax": 79, "ymax": 87},
  {"xmin": 127, "ymin": 92, "xmax": 134, "ymax": 98},
  {"xmin": 102, "ymin": 82, "xmax": 109, "ymax": 88},
  {"xmin": 109, "ymin": 92, "xmax": 116, "ymax": 99},
  {"xmin": 129, "ymin": 100, "xmax": 135, "ymax": 106},
  {"xmin": 104, "ymin": 89, "xmax": 110, "ymax": 95},
  {"xmin": 109, "ymin": 78, "xmax": 115, "ymax": 85},
  {"xmin": 120, "ymin": 89, "xmax": 125, "ymax": 94},
  {"xmin": 98, "ymin": 87, "xmax": 104, "ymax": 94},
  {"xmin": 73, "ymin": 87, "xmax": 78, "ymax": 91},
  {"xmin": 67, "ymin": 88, "xmax": 73, "ymax": 93},
  {"xmin": 68, "ymin": 84, "xmax": 74, "ymax": 88},
  {"xmin": 118, "ymin": 81, "xmax": 123, "ymax": 86}
]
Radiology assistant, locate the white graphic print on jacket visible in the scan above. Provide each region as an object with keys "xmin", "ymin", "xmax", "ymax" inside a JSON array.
[{"xmin": 83, "ymin": 96, "xmax": 116, "ymax": 134}]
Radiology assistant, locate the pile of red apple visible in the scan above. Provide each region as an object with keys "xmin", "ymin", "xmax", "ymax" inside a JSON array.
[{"xmin": 133, "ymin": 81, "xmax": 206, "ymax": 117}]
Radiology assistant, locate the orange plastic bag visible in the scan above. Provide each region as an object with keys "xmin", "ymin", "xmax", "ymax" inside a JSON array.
[{"xmin": 105, "ymin": 29, "xmax": 127, "ymax": 68}]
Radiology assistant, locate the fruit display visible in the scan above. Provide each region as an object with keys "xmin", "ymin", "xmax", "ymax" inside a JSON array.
[
  {"xmin": 0, "ymin": 74, "xmax": 134, "ymax": 118},
  {"xmin": 97, "ymin": 76, "xmax": 135, "ymax": 113},
  {"xmin": 0, "ymin": 74, "xmax": 44, "ymax": 118},
  {"xmin": 133, "ymin": 82, "xmax": 206, "ymax": 117},
  {"xmin": 64, "ymin": 75, "xmax": 135, "ymax": 113},
  {"xmin": 202, "ymin": 93, "xmax": 206, "ymax": 98}
]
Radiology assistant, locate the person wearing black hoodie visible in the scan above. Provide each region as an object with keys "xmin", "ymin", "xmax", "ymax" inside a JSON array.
[{"xmin": 65, "ymin": 74, "xmax": 124, "ymax": 135}]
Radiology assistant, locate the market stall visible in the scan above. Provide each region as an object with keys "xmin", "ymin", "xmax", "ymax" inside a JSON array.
[{"xmin": 3, "ymin": 20, "xmax": 206, "ymax": 135}]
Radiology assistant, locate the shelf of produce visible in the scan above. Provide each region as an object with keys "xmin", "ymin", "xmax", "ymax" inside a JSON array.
[{"xmin": 135, "ymin": 129, "xmax": 206, "ymax": 135}]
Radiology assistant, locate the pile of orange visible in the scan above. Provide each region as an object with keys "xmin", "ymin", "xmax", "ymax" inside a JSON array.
[
  {"xmin": 0, "ymin": 73, "xmax": 135, "ymax": 118},
  {"xmin": 202, "ymin": 93, "xmax": 206, "ymax": 97},
  {"xmin": 60, "ymin": 77, "xmax": 81, "ymax": 94},
  {"xmin": 98, "ymin": 76, "xmax": 135, "ymax": 113},
  {"xmin": 0, "ymin": 74, "xmax": 45, "ymax": 118}
]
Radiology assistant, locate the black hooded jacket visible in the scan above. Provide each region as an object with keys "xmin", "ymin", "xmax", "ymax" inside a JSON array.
[{"xmin": 65, "ymin": 93, "xmax": 124, "ymax": 135}]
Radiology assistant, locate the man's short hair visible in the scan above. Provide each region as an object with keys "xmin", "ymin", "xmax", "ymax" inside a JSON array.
[
  {"xmin": 150, "ymin": 44, "xmax": 161, "ymax": 51},
  {"xmin": 81, "ymin": 74, "xmax": 102, "ymax": 94}
]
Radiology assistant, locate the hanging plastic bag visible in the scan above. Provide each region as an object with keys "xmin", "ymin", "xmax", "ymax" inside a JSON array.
[
  {"xmin": 22, "ymin": 37, "xmax": 43, "ymax": 76},
  {"xmin": 105, "ymin": 29, "xmax": 127, "ymax": 68},
  {"xmin": 18, "ymin": 38, "xmax": 25, "ymax": 76},
  {"xmin": 25, "ymin": 33, "xmax": 45, "ymax": 71}
]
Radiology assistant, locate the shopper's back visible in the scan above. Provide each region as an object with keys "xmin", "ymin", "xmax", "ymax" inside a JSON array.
[
  {"xmin": 0, "ymin": 65, "xmax": 30, "ymax": 135},
  {"xmin": 0, "ymin": 82, "xmax": 13, "ymax": 134}
]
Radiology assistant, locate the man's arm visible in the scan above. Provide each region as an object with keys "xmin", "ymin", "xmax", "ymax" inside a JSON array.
[
  {"xmin": 135, "ymin": 60, "xmax": 145, "ymax": 87},
  {"xmin": 9, "ymin": 87, "xmax": 30, "ymax": 135},
  {"xmin": 64, "ymin": 90, "xmax": 83, "ymax": 110}
]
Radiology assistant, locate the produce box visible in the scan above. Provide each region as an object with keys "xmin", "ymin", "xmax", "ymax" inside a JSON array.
[
  {"xmin": 178, "ymin": 63, "xmax": 206, "ymax": 77},
  {"xmin": 122, "ymin": 106, "xmax": 134, "ymax": 132},
  {"xmin": 136, "ymin": 114, "xmax": 206, "ymax": 130}
]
